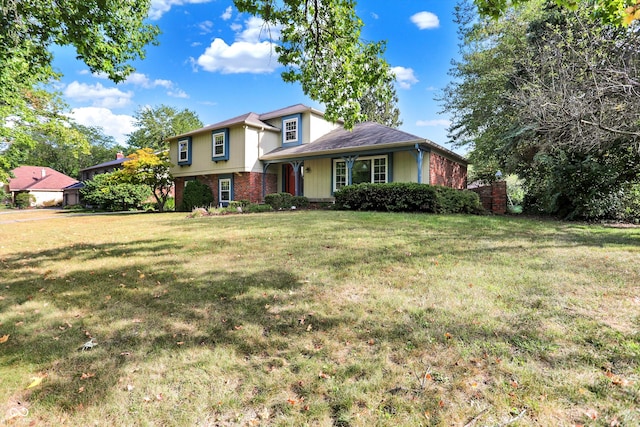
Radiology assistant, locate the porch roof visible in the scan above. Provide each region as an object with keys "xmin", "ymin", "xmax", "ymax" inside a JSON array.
[{"xmin": 260, "ymin": 122, "xmax": 467, "ymax": 164}]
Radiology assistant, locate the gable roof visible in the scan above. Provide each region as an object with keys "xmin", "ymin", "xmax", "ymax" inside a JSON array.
[
  {"xmin": 261, "ymin": 122, "xmax": 467, "ymax": 164},
  {"xmin": 8, "ymin": 166, "xmax": 79, "ymax": 192}
]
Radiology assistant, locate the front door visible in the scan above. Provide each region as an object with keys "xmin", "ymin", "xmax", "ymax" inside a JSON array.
[{"xmin": 283, "ymin": 164, "xmax": 296, "ymax": 195}]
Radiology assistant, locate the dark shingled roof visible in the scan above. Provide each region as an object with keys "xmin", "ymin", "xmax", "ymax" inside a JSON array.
[
  {"xmin": 80, "ymin": 157, "xmax": 130, "ymax": 172},
  {"xmin": 261, "ymin": 122, "xmax": 467, "ymax": 163}
]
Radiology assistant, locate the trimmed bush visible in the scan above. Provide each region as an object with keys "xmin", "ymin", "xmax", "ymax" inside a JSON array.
[
  {"xmin": 15, "ymin": 192, "xmax": 35, "ymax": 209},
  {"xmin": 181, "ymin": 180, "xmax": 214, "ymax": 211},
  {"xmin": 264, "ymin": 192, "xmax": 309, "ymax": 210},
  {"xmin": 334, "ymin": 183, "xmax": 482, "ymax": 214}
]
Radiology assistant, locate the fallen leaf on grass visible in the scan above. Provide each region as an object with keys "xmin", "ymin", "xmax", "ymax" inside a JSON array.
[
  {"xmin": 318, "ymin": 372, "xmax": 330, "ymax": 379},
  {"xmin": 80, "ymin": 372, "xmax": 95, "ymax": 380},
  {"xmin": 78, "ymin": 386, "xmax": 85, "ymax": 393},
  {"xmin": 26, "ymin": 377, "xmax": 43, "ymax": 389},
  {"xmin": 176, "ymin": 341, "xmax": 184, "ymax": 345},
  {"xmin": 0, "ymin": 334, "xmax": 9, "ymax": 343},
  {"xmin": 126, "ymin": 384, "xmax": 134, "ymax": 392}
]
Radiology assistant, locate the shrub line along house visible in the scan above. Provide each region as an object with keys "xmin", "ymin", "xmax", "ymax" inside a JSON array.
[{"xmin": 168, "ymin": 104, "xmax": 468, "ymax": 208}]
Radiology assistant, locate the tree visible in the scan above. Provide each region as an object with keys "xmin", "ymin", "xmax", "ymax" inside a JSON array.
[
  {"xmin": 1, "ymin": 0, "xmax": 159, "ymax": 183},
  {"xmin": 356, "ymin": 70, "xmax": 402, "ymax": 128},
  {"xmin": 127, "ymin": 105, "xmax": 203, "ymax": 152},
  {"xmin": 473, "ymin": 0, "xmax": 640, "ymax": 25},
  {"xmin": 441, "ymin": 1, "xmax": 640, "ymax": 219},
  {"xmin": 234, "ymin": 0, "xmax": 396, "ymax": 129},
  {"xmin": 80, "ymin": 172, "xmax": 151, "ymax": 211},
  {"xmin": 117, "ymin": 148, "xmax": 174, "ymax": 212}
]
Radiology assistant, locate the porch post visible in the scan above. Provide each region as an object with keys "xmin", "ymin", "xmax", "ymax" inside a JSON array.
[
  {"xmin": 262, "ymin": 162, "xmax": 271, "ymax": 199},
  {"xmin": 411, "ymin": 144, "xmax": 425, "ymax": 184},
  {"xmin": 290, "ymin": 161, "xmax": 303, "ymax": 196},
  {"xmin": 343, "ymin": 155, "xmax": 358, "ymax": 185}
]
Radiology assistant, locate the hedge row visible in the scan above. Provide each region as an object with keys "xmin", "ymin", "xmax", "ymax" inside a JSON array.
[{"xmin": 334, "ymin": 183, "xmax": 483, "ymax": 214}]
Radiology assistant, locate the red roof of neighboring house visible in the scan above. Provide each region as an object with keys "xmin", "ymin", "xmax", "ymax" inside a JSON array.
[{"xmin": 8, "ymin": 166, "xmax": 78, "ymax": 192}]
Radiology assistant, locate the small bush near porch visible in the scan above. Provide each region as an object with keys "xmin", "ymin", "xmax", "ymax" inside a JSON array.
[{"xmin": 0, "ymin": 211, "xmax": 638, "ymax": 426}]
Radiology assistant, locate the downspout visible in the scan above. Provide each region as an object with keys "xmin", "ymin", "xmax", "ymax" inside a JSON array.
[
  {"xmin": 290, "ymin": 161, "xmax": 303, "ymax": 196},
  {"xmin": 411, "ymin": 144, "xmax": 425, "ymax": 184},
  {"xmin": 262, "ymin": 162, "xmax": 271, "ymax": 200},
  {"xmin": 343, "ymin": 155, "xmax": 358, "ymax": 185}
]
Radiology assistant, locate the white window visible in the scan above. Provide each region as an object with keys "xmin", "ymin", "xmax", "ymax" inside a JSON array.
[
  {"xmin": 333, "ymin": 156, "xmax": 388, "ymax": 191},
  {"xmin": 213, "ymin": 132, "xmax": 225, "ymax": 157},
  {"xmin": 219, "ymin": 178, "xmax": 231, "ymax": 205},
  {"xmin": 335, "ymin": 161, "xmax": 347, "ymax": 190},
  {"xmin": 284, "ymin": 118, "xmax": 298, "ymax": 143},
  {"xmin": 178, "ymin": 139, "xmax": 189, "ymax": 162}
]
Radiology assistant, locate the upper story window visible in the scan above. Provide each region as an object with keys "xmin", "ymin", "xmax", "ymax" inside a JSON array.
[
  {"xmin": 284, "ymin": 118, "xmax": 298, "ymax": 142},
  {"xmin": 211, "ymin": 128, "xmax": 229, "ymax": 161},
  {"xmin": 281, "ymin": 113, "xmax": 302, "ymax": 146},
  {"xmin": 178, "ymin": 137, "xmax": 192, "ymax": 165}
]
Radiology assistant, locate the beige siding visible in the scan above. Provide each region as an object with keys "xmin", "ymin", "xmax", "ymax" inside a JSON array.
[
  {"xmin": 302, "ymin": 158, "xmax": 332, "ymax": 199},
  {"xmin": 392, "ymin": 151, "xmax": 428, "ymax": 184},
  {"xmin": 308, "ymin": 113, "xmax": 339, "ymax": 143}
]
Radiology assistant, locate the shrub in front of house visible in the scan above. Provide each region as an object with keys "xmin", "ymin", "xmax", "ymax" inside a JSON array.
[
  {"xmin": 80, "ymin": 173, "xmax": 151, "ymax": 211},
  {"xmin": 264, "ymin": 192, "xmax": 309, "ymax": 210},
  {"xmin": 334, "ymin": 183, "xmax": 482, "ymax": 214},
  {"xmin": 181, "ymin": 180, "xmax": 214, "ymax": 211},
  {"xmin": 15, "ymin": 192, "xmax": 35, "ymax": 209}
]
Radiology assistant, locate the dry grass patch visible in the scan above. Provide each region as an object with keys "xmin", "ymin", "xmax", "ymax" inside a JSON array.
[{"xmin": 0, "ymin": 210, "xmax": 638, "ymax": 426}]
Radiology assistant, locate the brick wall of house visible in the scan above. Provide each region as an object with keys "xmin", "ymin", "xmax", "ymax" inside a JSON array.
[
  {"xmin": 234, "ymin": 172, "xmax": 277, "ymax": 203},
  {"xmin": 174, "ymin": 172, "xmax": 277, "ymax": 209},
  {"xmin": 429, "ymin": 152, "xmax": 467, "ymax": 189}
]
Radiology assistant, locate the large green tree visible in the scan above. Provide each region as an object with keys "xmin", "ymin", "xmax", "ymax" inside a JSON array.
[
  {"xmin": 442, "ymin": 1, "xmax": 640, "ymax": 219},
  {"xmin": 0, "ymin": 0, "xmax": 160, "ymax": 182},
  {"xmin": 235, "ymin": 0, "xmax": 397, "ymax": 129},
  {"xmin": 127, "ymin": 105, "xmax": 203, "ymax": 152}
]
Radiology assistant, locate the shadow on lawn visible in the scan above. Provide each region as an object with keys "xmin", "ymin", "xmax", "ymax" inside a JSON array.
[{"xmin": 0, "ymin": 238, "xmax": 346, "ymax": 412}]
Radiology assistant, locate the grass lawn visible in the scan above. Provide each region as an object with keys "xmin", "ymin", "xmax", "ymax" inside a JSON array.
[{"xmin": 0, "ymin": 210, "xmax": 638, "ymax": 426}]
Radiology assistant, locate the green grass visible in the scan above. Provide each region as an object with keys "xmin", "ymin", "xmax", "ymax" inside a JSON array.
[{"xmin": 0, "ymin": 210, "xmax": 639, "ymax": 426}]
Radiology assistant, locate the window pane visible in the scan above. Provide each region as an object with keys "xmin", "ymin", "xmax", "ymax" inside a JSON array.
[
  {"xmin": 335, "ymin": 161, "xmax": 346, "ymax": 189},
  {"xmin": 373, "ymin": 158, "xmax": 386, "ymax": 183},
  {"xmin": 285, "ymin": 119, "xmax": 297, "ymax": 142},
  {"xmin": 352, "ymin": 160, "xmax": 371, "ymax": 185},
  {"xmin": 213, "ymin": 134, "xmax": 225, "ymax": 156}
]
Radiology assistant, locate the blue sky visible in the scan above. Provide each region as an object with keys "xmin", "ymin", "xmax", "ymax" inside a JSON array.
[{"xmin": 52, "ymin": 1, "xmax": 462, "ymax": 152}]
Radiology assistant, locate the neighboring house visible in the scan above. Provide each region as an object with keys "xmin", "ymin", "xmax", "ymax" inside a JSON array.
[
  {"xmin": 63, "ymin": 152, "xmax": 129, "ymax": 206},
  {"xmin": 5, "ymin": 166, "xmax": 79, "ymax": 207},
  {"xmin": 168, "ymin": 104, "xmax": 467, "ymax": 208},
  {"xmin": 79, "ymin": 152, "xmax": 128, "ymax": 181}
]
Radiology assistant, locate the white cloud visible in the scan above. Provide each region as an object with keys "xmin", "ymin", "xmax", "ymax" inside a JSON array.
[
  {"xmin": 64, "ymin": 82, "xmax": 133, "ymax": 109},
  {"xmin": 168, "ymin": 89, "xmax": 189, "ymax": 98},
  {"xmin": 198, "ymin": 20, "xmax": 214, "ymax": 34},
  {"xmin": 416, "ymin": 119, "xmax": 451, "ymax": 127},
  {"xmin": 69, "ymin": 107, "xmax": 136, "ymax": 144},
  {"xmin": 149, "ymin": 0, "xmax": 213, "ymax": 20},
  {"xmin": 197, "ymin": 39, "xmax": 278, "ymax": 74},
  {"xmin": 123, "ymin": 72, "xmax": 172, "ymax": 89},
  {"xmin": 411, "ymin": 11, "xmax": 440, "ymax": 30},
  {"xmin": 195, "ymin": 17, "xmax": 280, "ymax": 74},
  {"xmin": 221, "ymin": 6, "xmax": 233, "ymax": 20},
  {"xmin": 391, "ymin": 66, "xmax": 418, "ymax": 89}
]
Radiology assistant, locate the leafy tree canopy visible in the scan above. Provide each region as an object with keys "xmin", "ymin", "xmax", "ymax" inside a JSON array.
[
  {"xmin": 116, "ymin": 148, "xmax": 174, "ymax": 212},
  {"xmin": 234, "ymin": 0, "xmax": 398, "ymax": 129},
  {"xmin": 442, "ymin": 0, "xmax": 640, "ymax": 219},
  {"xmin": 474, "ymin": 0, "xmax": 640, "ymax": 25},
  {"xmin": 127, "ymin": 105, "xmax": 203, "ymax": 152}
]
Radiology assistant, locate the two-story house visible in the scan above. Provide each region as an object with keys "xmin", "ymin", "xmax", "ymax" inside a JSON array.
[{"xmin": 168, "ymin": 104, "xmax": 467, "ymax": 208}]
